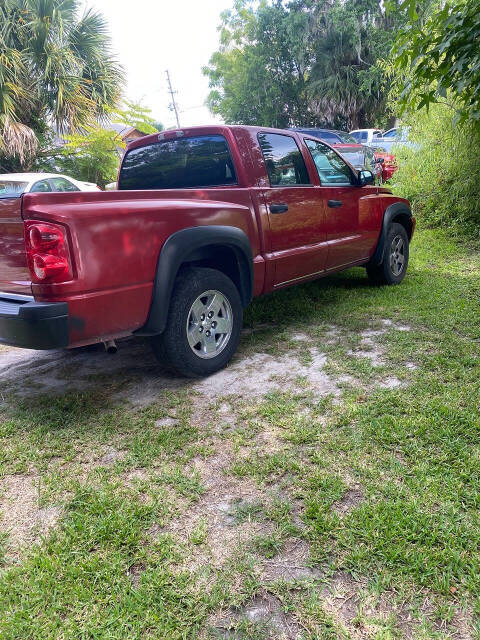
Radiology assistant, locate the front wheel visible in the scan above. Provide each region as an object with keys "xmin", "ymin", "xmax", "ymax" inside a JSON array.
[
  {"xmin": 367, "ymin": 222, "xmax": 409, "ymax": 285},
  {"xmin": 151, "ymin": 267, "xmax": 243, "ymax": 377}
]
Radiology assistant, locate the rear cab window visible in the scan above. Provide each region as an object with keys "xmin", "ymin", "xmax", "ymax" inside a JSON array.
[
  {"xmin": 118, "ymin": 135, "xmax": 237, "ymax": 190},
  {"xmin": 258, "ymin": 133, "xmax": 311, "ymax": 186}
]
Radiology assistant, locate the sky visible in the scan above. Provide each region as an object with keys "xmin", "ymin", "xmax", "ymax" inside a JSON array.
[{"xmin": 86, "ymin": 0, "xmax": 233, "ymax": 128}]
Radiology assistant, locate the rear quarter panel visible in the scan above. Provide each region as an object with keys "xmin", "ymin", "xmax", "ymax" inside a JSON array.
[
  {"xmin": 0, "ymin": 198, "xmax": 31, "ymax": 295},
  {"xmin": 22, "ymin": 189, "xmax": 260, "ymax": 346}
]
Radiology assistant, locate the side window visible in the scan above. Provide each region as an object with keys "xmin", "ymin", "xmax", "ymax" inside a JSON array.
[
  {"xmin": 51, "ymin": 177, "xmax": 80, "ymax": 192},
  {"xmin": 384, "ymin": 129, "xmax": 396, "ymax": 139},
  {"xmin": 305, "ymin": 139, "xmax": 354, "ymax": 186},
  {"xmin": 30, "ymin": 179, "xmax": 52, "ymax": 193},
  {"xmin": 258, "ymin": 133, "xmax": 311, "ymax": 186}
]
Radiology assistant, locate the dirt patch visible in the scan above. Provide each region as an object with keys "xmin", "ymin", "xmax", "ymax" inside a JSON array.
[
  {"xmin": 320, "ymin": 571, "xmax": 363, "ymax": 635},
  {"xmin": 211, "ymin": 591, "xmax": 304, "ymax": 639},
  {"xmin": 347, "ymin": 320, "xmax": 415, "ymax": 380},
  {"xmin": 195, "ymin": 349, "xmax": 339, "ymax": 400},
  {"xmin": 332, "ymin": 487, "xmax": 364, "ymax": 516},
  {"xmin": 380, "ymin": 377, "xmax": 402, "ymax": 389},
  {"xmin": 261, "ymin": 539, "xmax": 321, "ymax": 582},
  {"xmin": 99, "ymin": 447, "xmax": 125, "ymax": 466},
  {"xmin": 290, "ymin": 332, "xmax": 309, "ymax": 342},
  {"xmin": 348, "ymin": 331, "xmax": 385, "ymax": 367},
  {"xmin": 215, "ymin": 402, "xmax": 237, "ymax": 428},
  {"xmin": 0, "ymin": 337, "xmax": 340, "ymax": 405},
  {"xmin": 0, "ymin": 474, "xmax": 61, "ymax": 559},
  {"xmin": 163, "ymin": 446, "xmax": 271, "ymax": 570},
  {"xmin": 126, "ymin": 562, "xmax": 144, "ymax": 589},
  {"xmin": 0, "ymin": 319, "xmax": 413, "ymax": 406},
  {"xmin": 318, "ymin": 572, "xmax": 475, "ymax": 639}
]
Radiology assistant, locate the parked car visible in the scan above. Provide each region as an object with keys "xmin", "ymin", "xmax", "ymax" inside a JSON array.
[
  {"xmin": 381, "ymin": 128, "xmax": 398, "ymax": 140},
  {"xmin": 0, "ymin": 125, "xmax": 414, "ymax": 377},
  {"xmin": 333, "ymin": 143, "xmax": 383, "ymax": 183},
  {"xmin": 0, "ymin": 173, "xmax": 101, "ymax": 197},
  {"xmin": 372, "ymin": 127, "xmax": 411, "ymax": 153},
  {"xmin": 349, "ymin": 128, "xmax": 383, "ymax": 146},
  {"xmin": 289, "ymin": 128, "xmax": 357, "ymax": 145},
  {"xmin": 373, "ymin": 149, "xmax": 398, "ymax": 182}
]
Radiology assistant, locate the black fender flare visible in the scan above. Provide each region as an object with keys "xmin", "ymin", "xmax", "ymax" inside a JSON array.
[
  {"xmin": 135, "ymin": 225, "xmax": 254, "ymax": 336},
  {"xmin": 370, "ymin": 202, "xmax": 413, "ymax": 266}
]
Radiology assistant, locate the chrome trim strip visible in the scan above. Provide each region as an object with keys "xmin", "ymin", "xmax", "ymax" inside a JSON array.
[
  {"xmin": 0, "ymin": 291, "xmax": 34, "ymax": 302},
  {"xmin": 274, "ymin": 269, "xmax": 325, "ymax": 287}
]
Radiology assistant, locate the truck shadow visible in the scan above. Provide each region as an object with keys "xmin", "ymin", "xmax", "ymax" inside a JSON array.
[{"xmin": 0, "ymin": 267, "xmax": 393, "ymax": 405}]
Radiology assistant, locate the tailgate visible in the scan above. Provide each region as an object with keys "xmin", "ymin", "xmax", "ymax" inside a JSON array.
[{"xmin": 0, "ymin": 197, "xmax": 31, "ymax": 295}]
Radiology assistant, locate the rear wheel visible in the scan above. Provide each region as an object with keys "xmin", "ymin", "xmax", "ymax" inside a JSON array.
[
  {"xmin": 151, "ymin": 267, "xmax": 243, "ymax": 377},
  {"xmin": 367, "ymin": 222, "xmax": 409, "ymax": 285}
]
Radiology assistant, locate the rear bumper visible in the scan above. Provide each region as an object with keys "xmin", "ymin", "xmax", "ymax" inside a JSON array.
[{"xmin": 0, "ymin": 293, "xmax": 69, "ymax": 349}]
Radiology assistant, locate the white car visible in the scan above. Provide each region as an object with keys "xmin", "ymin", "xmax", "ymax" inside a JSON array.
[
  {"xmin": 0, "ymin": 173, "xmax": 101, "ymax": 197},
  {"xmin": 349, "ymin": 128, "xmax": 383, "ymax": 146},
  {"xmin": 371, "ymin": 127, "xmax": 412, "ymax": 153}
]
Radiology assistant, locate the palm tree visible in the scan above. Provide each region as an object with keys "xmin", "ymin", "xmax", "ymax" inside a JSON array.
[
  {"xmin": 308, "ymin": 1, "xmax": 389, "ymax": 130},
  {"xmin": 0, "ymin": 0, "xmax": 123, "ymax": 167}
]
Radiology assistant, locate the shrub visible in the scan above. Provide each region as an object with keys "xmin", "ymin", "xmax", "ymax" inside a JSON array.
[{"xmin": 392, "ymin": 102, "xmax": 480, "ymax": 238}]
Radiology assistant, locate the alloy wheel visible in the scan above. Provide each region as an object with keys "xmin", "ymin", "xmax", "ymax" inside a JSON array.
[
  {"xmin": 389, "ymin": 235, "xmax": 405, "ymax": 276},
  {"xmin": 186, "ymin": 290, "xmax": 233, "ymax": 359}
]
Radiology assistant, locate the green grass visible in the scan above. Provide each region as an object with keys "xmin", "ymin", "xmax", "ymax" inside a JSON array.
[{"xmin": 0, "ymin": 229, "xmax": 479, "ymax": 638}]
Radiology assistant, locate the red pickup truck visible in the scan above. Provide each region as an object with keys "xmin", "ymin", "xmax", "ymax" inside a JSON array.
[{"xmin": 0, "ymin": 125, "xmax": 414, "ymax": 377}]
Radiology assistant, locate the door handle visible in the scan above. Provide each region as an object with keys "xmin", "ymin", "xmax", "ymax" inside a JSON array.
[
  {"xmin": 328, "ymin": 200, "xmax": 343, "ymax": 208},
  {"xmin": 269, "ymin": 203, "xmax": 289, "ymax": 214}
]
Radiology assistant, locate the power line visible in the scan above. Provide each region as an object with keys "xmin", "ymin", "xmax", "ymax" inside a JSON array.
[{"xmin": 165, "ymin": 69, "xmax": 181, "ymax": 128}]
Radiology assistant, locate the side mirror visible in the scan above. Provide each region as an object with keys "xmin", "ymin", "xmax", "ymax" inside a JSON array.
[{"xmin": 358, "ymin": 169, "xmax": 374, "ymax": 186}]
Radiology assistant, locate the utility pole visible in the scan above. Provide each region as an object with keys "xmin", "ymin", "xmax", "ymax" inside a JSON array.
[{"xmin": 165, "ymin": 69, "xmax": 181, "ymax": 128}]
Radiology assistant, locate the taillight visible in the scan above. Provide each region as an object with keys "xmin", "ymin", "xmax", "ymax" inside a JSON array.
[{"xmin": 24, "ymin": 221, "xmax": 73, "ymax": 284}]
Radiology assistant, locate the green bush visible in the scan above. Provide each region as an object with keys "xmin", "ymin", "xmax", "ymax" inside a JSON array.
[{"xmin": 392, "ymin": 102, "xmax": 480, "ymax": 237}]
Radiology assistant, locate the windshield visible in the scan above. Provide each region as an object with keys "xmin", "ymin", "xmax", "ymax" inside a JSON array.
[
  {"xmin": 298, "ymin": 130, "xmax": 340, "ymax": 144},
  {"xmin": 336, "ymin": 132, "xmax": 357, "ymax": 143},
  {"xmin": 337, "ymin": 147, "xmax": 365, "ymax": 167},
  {"xmin": 0, "ymin": 180, "xmax": 29, "ymax": 198}
]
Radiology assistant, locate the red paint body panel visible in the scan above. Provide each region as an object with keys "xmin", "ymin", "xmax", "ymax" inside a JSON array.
[
  {"xmin": 0, "ymin": 198, "xmax": 31, "ymax": 295},
  {"xmin": 0, "ymin": 125, "xmax": 412, "ymax": 348},
  {"xmin": 374, "ymin": 151, "xmax": 398, "ymax": 182}
]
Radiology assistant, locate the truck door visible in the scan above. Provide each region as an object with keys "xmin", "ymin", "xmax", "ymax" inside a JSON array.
[
  {"xmin": 258, "ymin": 132, "xmax": 327, "ymax": 287},
  {"xmin": 303, "ymin": 138, "xmax": 373, "ymax": 270}
]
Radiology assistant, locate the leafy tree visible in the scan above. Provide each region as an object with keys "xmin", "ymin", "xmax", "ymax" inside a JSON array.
[
  {"xmin": 204, "ymin": 0, "xmax": 313, "ymax": 128},
  {"xmin": 54, "ymin": 125, "xmax": 123, "ymax": 189},
  {"xmin": 393, "ymin": 0, "xmax": 480, "ymax": 126},
  {"xmin": 114, "ymin": 100, "xmax": 163, "ymax": 135},
  {"xmin": 308, "ymin": 0, "xmax": 406, "ymax": 129},
  {"xmin": 44, "ymin": 101, "xmax": 162, "ymax": 188},
  {"xmin": 204, "ymin": 0, "xmax": 404, "ymax": 129},
  {"xmin": 0, "ymin": 0, "xmax": 123, "ymax": 169}
]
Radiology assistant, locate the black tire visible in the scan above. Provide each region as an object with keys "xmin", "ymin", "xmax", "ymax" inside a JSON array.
[
  {"xmin": 151, "ymin": 267, "xmax": 243, "ymax": 378},
  {"xmin": 367, "ymin": 222, "xmax": 409, "ymax": 285}
]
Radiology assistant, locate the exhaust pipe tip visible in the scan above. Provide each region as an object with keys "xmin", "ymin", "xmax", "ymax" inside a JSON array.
[{"xmin": 104, "ymin": 340, "xmax": 118, "ymax": 355}]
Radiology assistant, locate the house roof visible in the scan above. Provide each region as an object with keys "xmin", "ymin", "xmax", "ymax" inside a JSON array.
[{"xmin": 109, "ymin": 123, "xmax": 133, "ymax": 136}]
